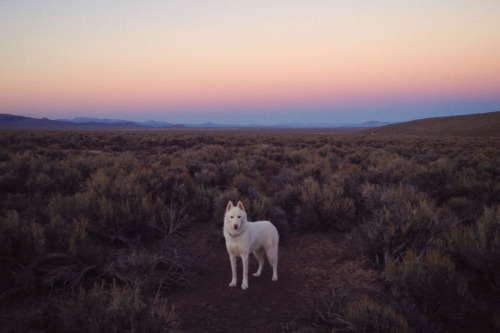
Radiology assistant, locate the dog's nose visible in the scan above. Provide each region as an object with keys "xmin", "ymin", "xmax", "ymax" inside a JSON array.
[{"xmin": 233, "ymin": 224, "xmax": 238, "ymax": 229}]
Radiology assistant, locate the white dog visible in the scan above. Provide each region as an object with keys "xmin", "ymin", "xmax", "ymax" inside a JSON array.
[{"xmin": 223, "ymin": 200, "xmax": 279, "ymax": 290}]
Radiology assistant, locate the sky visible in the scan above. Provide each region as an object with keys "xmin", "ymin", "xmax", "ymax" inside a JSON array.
[{"xmin": 1, "ymin": 1, "xmax": 500, "ymax": 125}]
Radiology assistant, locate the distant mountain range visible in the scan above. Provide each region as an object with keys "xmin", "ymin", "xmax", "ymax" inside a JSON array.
[
  {"xmin": 0, "ymin": 114, "xmax": 391, "ymax": 129},
  {"xmin": 0, "ymin": 114, "xmax": 148, "ymax": 129},
  {"xmin": 3, "ymin": 111, "xmax": 499, "ymax": 136}
]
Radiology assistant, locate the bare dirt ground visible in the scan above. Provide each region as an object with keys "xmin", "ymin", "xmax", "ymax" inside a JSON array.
[{"xmin": 168, "ymin": 223, "xmax": 382, "ymax": 333}]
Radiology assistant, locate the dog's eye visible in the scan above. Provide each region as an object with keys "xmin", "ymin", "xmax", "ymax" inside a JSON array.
[
  {"xmin": 237, "ymin": 216, "xmax": 241, "ymax": 218},
  {"xmin": 230, "ymin": 216, "xmax": 234, "ymax": 219}
]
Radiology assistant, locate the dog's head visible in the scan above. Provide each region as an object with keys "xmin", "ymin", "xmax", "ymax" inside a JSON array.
[{"xmin": 225, "ymin": 200, "xmax": 247, "ymax": 233}]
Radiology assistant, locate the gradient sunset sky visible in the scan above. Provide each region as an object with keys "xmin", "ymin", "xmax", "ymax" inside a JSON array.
[{"xmin": 1, "ymin": 1, "xmax": 500, "ymax": 125}]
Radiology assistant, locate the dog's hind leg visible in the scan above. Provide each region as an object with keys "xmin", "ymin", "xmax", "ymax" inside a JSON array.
[
  {"xmin": 252, "ymin": 248, "xmax": 265, "ymax": 277},
  {"xmin": 266, "ymin": 246, "xmax": 278, "ymax": 282},
  {"xmin": 241, "ymin": 253, "xmax": 249, "ymax": 290}
]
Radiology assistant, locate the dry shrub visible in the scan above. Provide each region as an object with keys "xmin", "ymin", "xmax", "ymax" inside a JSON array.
[
  {"xmin": 444, "ymin": 206, "xmax": 500, "ymax": 294},
  {"xmin": 148, "ymin": 202, "xmax": 193, "ymax": 249},
  {"xmin": 385, "ymin": 249, "xmax": 474, "ymax": 331},
  {"xmin": 59, "ymin": 281, "xmax": 179, "ymax": 333},
  {"xmin": 0, "ymin": 210, "xmax": 44, "ymax": 264},
  {"xmin": 161, "ymin": 162, "xmax": 197, "ymax": 205},
  {"xmin": 300, "ymin": 287, "xmax": 354, "ymax": 331},
  {"xmin": 353, "ymin": 185, "xmax": 447, "ymax": 265},
  {"xmin": 414, "ymin": 156, "xmax": 455, "ymax": 203},
  {"xmin": 48, "ymin": 168, "xmax": 159, "ymax": 245},
  {"xmin": 446, "ymin": 196, "xmax": 477, "ymax": 221},
  {"xmin": 273, "ymin": 184, "xmax": 301, "ymax": 230},
  {"xmin": 33, "ymin": 253, "xmax": 97, "ymax": 291},
  {"xmin": 367, "ymin": 152, "xmax": 421, "ymax": 185},
  {"xmin": 102, "ymin": 248, "xmax": 201, "ymax": 293},
  {"xmin": 193, "ymin": 162, "xmax": 219, "ymax": 186},
  {"xmin": 297, "ymin": 176, "xmax": 355, "ymax": 231},
  {"xmin": 231, "ymin": 172, "xmax": 257, "ymax": 197},
  {"xmin": 344, "ymin": 296, "xmax": 415, "ymax": 333},
  {"xmin": 46, "ymin": 214, "xmax": 92, "ymax": 257},
  {"xmin": 303, "ymin": 288, "xmax": 413, "ymax": 333},
  {"xmin": 191, "ymin": 185, "xmax": 219, "ymax": 221},
  {"xmin": 249, "ymin": 196, "xmax": 273, "ymax": 221}
]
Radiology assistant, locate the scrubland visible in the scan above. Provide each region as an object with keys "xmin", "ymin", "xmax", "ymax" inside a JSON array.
[{"xmin": 0, "ymin": 129, "xmax": 499, "ymax": 332}]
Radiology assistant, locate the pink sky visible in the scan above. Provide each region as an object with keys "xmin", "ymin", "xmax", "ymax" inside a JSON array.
[{"xmin": 1, "ymin": 1, "xmax": 500, "ymax": 124}]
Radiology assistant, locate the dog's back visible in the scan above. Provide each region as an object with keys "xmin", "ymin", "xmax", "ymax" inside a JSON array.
[{"xmin": 245, "ymin": 221, "xmax": 279, "ymax": 252}]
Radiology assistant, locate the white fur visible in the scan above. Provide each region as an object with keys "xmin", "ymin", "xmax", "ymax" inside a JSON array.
[{"xmin": 223, "ymin": 200, "xmax": 279, "ymax": 290}]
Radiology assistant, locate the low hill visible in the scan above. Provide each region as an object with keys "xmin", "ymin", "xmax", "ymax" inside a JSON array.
[{"xmin": 366, "ymin": 111, "xmax": 500, "ymax": 137}]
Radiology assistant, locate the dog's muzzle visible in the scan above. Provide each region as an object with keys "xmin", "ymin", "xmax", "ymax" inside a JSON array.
[{"xmin": 233, "ymin": 224, "xmax": 238, "ymax": 230}]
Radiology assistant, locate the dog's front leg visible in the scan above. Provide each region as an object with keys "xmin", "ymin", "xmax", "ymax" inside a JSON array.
[
  {"xmin": 229, "ymin": 253, "xmax": 237, "ymax": 287},
  {"xmin": 241, "ymin": 253, "xmax": 249, "ymax": 290}
]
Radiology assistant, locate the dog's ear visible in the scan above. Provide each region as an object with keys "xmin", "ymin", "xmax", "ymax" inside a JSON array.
[
  {"xmin": 237, "ymin": 201, "xmax": 245, "ymax": 211},
  {"xmin": 226, "ymin": 201, "xmax": 234, "ymax": 212}
]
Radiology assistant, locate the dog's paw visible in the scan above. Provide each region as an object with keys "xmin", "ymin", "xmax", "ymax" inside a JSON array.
[
  {"xmin": 241, "ymin": 282, "xmax": 248, "ymax": 290},
  {"xmin": 229, "ymin": 280, "xmax": 237, "ymax": 287},
  {"xmin": 272, "ymin": 275, "xmax": 278, "ymax": 282},
  {"xmin": 252, "ymin": 272, "xmax": 261, "ymax": 277}
]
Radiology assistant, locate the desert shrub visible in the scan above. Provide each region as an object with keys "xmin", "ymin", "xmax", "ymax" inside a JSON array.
[
  {"xmin": 443, "ymin": 206, "xmax": 500, "ymax": 294},
  {"xmin": 296, "ymin": 176, "xmax": 355, "ymax": 231},
  {"xmin": 338, "ymin": 161, "xmax": 365, "ymax": 198},
  {"xmin": 48, "ymin": 168, "xmax": 159, "ymax": 246},
  {"xmin": 273, "ymin": 184, "xmax": 301, "ymax": 229},
  {"xmin": 284, "ymin": 148, "xmax": 308, "ymax": 165},
  {"xmin": 32, "ymin": 253, "xmax": 98, "ymax": 292},
  {"xmin": 231, "ymin": 172, "xmax": 261, "ymax": 199},
  {"xmin": 60, "ymin": 281, "xmax": 178, "ymax": 333},
  {"xmin": 193, "ymin": 162, "xmax": 219, "ymax": 186},
  {"xmin": 301, "ymin": 287, "xmax": 354, "ymax": 331},
  {"xmin": 344, "ymin": 296, "xmax": 415, "ymax": 333},
  {"xmin": 445, "ymin": 196, "xmax": 479, "ymax": 222},
  {"xmin": 353, "ymin": 185, "xmax": 448, "ymax": 265},
  {"xmin": 413, "ymin": 157, "xmax": 455, "ymax": 204},
  {"xmin": 444, "ymin": 167, "xmax": 496, "ymax": 212},
  {"xmin": 0, "ymin": 210, "xmax": 45, "ymax": 265},
  {"xmin": 140, "ymin": 296, "xmax": 180, "ymax": 333},
  {"xmin": 385, "ymin": 249, "xmax": 475, "ymax": 331},
  {"xmin": 249, "ymin": 196, "xmax": 273, "ymax": 221},
  {"xmin": 196, "ymin": 144, "xmax": 228, "ymax": 163},
  {"xmin": 302, "ymin": 287, "xmax": 413, "ymax": 333},
  {"xmin": 367, "ymin": 152, "xmax": 421, "ymax": 185},
  {"xmin": 320, "ymin": 176, "xmax": 356, "ymax": 230},
  {"xmin": 102, "ymin": 249, "xmax": 201, "ymax": 292},
  {"xmin": 191, "ymin": 185, "xmax": 219, "ymax": 221},
  {"xmin": 160, "ymin": 162, "xmax": 197, "ymax": 206},
  {"xmin": 297, "ymin": 177, "xmax": 324, "ymax": 230},
  {"xmin": 300, "ymin": 154, "xmax": 333, "ymax": 182},
  {"xmin": 45, "ymin": 212, "xmax": 88, "ymax": 255},
  {"xmin": 0, "ymin": 152, "xmax": 37, "ymax": 195},
  {"xmin": 148, "ymin": 201, "xmax": 193, "ymax": 249},
  {"xmin": 0, "ymin": 211, "xmax": 47, "ymax": 302},
  {"xmin": 224, "ymin": 158, "xmax": 256, "ymax": 183}
]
